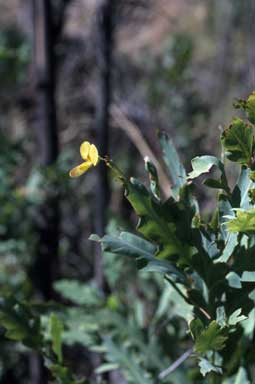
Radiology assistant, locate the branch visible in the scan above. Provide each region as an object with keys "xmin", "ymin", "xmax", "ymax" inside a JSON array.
[
  {"xmin": 157, "ymin": 347, "xmax": 193, "ymax": 381},
  {"xmin": 111, "ymin": 104, "xmax": 171, "ymax": 197}
]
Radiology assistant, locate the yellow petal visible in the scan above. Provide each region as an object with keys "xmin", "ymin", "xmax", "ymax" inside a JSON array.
[
  {"xmin": 89, "ymin": 144, "xmax": 99, "ymax": 166},
  {"xmin": 80, "ymin": 141, "xmax": 91, "ymax": 160},
  {"xmin": 69, "ymin": 161, "xmax": 92, "ymax": 177}
]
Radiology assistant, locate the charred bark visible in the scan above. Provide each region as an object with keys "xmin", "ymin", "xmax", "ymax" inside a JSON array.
[
  {"xmin": 94, "ymin": 0, "xmax": 115, "ymax": 289},
  {"xmin": 30, "ymin": 1, "xmax": 70, "ymax": 381},
  {"xmin": 31, "ymin": 0, "xmax": 59, "ymax": 301},
  {"xmin": 31, "ymin": 0, "xmax": 70, "ymax": 299}
]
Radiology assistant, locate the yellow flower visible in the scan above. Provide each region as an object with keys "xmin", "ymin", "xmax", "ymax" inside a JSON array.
[{"xmin": 69, "ymin": 141, "xmax": 99, "ymax": 177}]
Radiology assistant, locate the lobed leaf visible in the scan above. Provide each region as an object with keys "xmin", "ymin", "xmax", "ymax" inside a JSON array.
[
  {"xmin": 228, "ymin": 309, "xmax": 247, "ymax": 326},
  {"xmin": 54, "ymin": 280, "xmax": 103, "ymax": 306},
  {"xmin": 198, "ymin": 357, "xmax": 222, "ymax": 377},
  {"xmin": 192, "ymin": 320, "xmax": 228, "ymax": 353},
  {"xmin": 226, "ymin": 209, "xmax": 255, "ymax": 233},
  {"xmin": 103, "ymin": 338, "xmax": 152, "ymax": 384},
  {"xmin": 221, "ymin": 117, "xmax": 254, "ymax": 166},
  {"xmin": 90, "ymin": 231, "xmax": 186, "ymax": 282},
  {"xmin": 125, "ymin": 178, "xmax": 192, "ymax": 262}
]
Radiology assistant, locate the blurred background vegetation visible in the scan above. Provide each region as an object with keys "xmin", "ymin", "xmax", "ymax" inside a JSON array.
[{"xmin": 1, "ymin": 0, "xmax": 255, "ymax": 383}]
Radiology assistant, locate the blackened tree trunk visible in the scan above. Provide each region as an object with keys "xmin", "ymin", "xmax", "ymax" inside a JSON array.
[
  {"xmin": 30, "ymin": 1, "xmax": 70, "ymax": 381},
  {"xmin": 94, "ymin": 0, "xmax": 115, "ymax": 290},
  {"xmin": 32, "ymin": 0, "xmax": 59, "ymax": 301},
  {"xmin": 31, "ymin": 0, "xmax": 71, "ymax": 300},
  {"xmin": 33, "ymin": 0, "xmax": 58, "ymax": 166}
]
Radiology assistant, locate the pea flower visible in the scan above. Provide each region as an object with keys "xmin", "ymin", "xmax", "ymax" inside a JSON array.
[{"xmin": 69, "ymin": 141, "xmax": 99, "ymax": 177}]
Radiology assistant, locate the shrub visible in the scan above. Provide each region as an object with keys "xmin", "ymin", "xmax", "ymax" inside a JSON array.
[
  {"xmin": 2, "ymin": 92, "xmax": 255, "ymax": 383},
  {"xmin": 93, "ymin": 91, "xmax": 255, "ymax": 383}
]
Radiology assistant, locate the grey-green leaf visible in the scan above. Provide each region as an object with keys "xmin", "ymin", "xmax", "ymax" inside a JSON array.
[
  {"xmin": 158, "ymin": 132, "xmax": 186, "ymax": 199},
  {"xmin": 188, "ymin": 156, "xmax": 220, "ymax": 179},
  {"xmin": 91, "ymin": 232, "xmax": 186, "ymax": 282},
  {"xmin": 222, "ymin": 367, "xmax": 250, "ymax": 384},
  {"xmin": 228, "ymin": 309, "xmax": 247, "ymax": 326},
  {"xmin": 103, "ymin": 338, "xmax": 152, "ymax": 384},
  {"xmin": 241, "ymin": 271, "xmax": 255, "ymax": 282},
  {"xmin": 225, "ymin": 272, "xmax": 242, "ymax": 289},
  {"xmin": 198, "ymin": 358, "xmax": 222, "ymax": 377},
  {"xmin": 90, "ymin": 232, "xmax": 156, "ymax": 259}
]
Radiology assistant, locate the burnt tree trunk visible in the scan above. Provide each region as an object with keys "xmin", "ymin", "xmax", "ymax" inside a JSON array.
[
  {"xmin": 30, "ymin": 1, "xmax": 71, "ymax": 381},
  {"xmin": 32, "ymin": 0, "xmax": 59, "ymax": 301},
  {"xmin": 94, "ymin": 0, "xmax": 115, "ymax": 290}
]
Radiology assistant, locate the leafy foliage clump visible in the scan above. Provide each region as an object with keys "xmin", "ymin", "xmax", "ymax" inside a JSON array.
[
  {"xmin": 92, "ymin": 91, "xmax": 255, "ymax": 382},
  {"xmin": 2, "ymin": 92, "xmax": 255, "ymax": 383}
]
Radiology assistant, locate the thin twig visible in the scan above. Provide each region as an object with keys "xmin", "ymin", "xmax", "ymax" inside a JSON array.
[
  {"xmin": 111, "ymin": 104, "xmax": 171, "ymax": 197},
  {"xmin": 164, "ymin": 275, "xmax": 211, "ymax": 320},
  {"xmin": 157, "ymin": 347, "xmax": 193, "ymax": 381},
  {"xmin": 164, "ymin": 274, "xmax": 189, "ymax": 303}
]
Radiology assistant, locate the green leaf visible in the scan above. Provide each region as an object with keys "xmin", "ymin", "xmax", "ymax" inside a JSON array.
[
  {"xmin": 249, "ymin": 170, "xmax": 255, "ymax": 182},
  {"xmin": 144, "ymin": 157, "xmax": 160, "ymax": 200},
  {"xmin": 103, "ymin": 338, "xmax": 152, "ymax": 384},
  {"xmin": 228, "ymin": 309, "xmax": 247, "ymax": 326},
  {"xmin": 124, "ymin": 178, "xmax": 191, "ymax": 261},
  {"xmin": 54, "ymin": 280, "xmax": 103, "ymax": 306},
  {"xmin": 232, "ymin": 168, "xmax": 254, "ymax": 209},
  {"xmin": 242, "ymin": 308, "xmax": 255, "ymax": 338},
  {"xmin": 194, "ymin": 321, "xmax": 228, "ymax": 353},
  {"xmin": 158, "ymin": 131, "xmax": 186, "ymax": 199},
  {"xmin": 218, "ymin": 233, "xmax": 238, "ymax": 263},
  {"xmin": 189, "ymin": 318, "xmax": 204, "ymax": 340},
  {"xmin": 188, "ymin": 156, "xmax": 230, "ymax": 193},
  {"xmin": 90, "ymin": 231, "xmax": 156, "ymax": 260},
  {"xmin": 138, "ymin": 258, "xmax": 184, "ymax": 279},
  {"xmin": 216, "ymin": 306, "xmax": 227, "ymax": 327},
  {"xmin": 226, "ymin": 209, "xmax": 255, "ymax": 233},
  {"xmin": 0, "ymin": 297, "xmax": 42, "ymax": 348},
  {"xmin": 198, "ymin": 357, "xmax": 222, "ymax": 377},
  {"xmin": 223, "ymin": 367, "xmax": 250, "ymax": 384},
  {"xmin": 60, "ymin": 308, "xmax": 98, "ymax": 348},
  {"xmin": 50, "ymin": 313, "xmax": 63, "ymax": 364},
  {"xmin": 218, "ymin": 195, "xmax": 235, "ymax": 240},
  {"xmin": 234, "ymin": 367, "xmax": 250, "ymax": 384},
  {"xmin": 245, "ymin": 92, "xmax": 255, "ymax": 124},
  {"xmin": 248, "ymin": 289, "xmax": 255, "ymax": 301},
  {"xmin": 156, "ymin": 283, "xmax": 193, "ymax": 321},
  {"xmin": 204, "ymin": 178, "xmax": 224, "ymax": 189},
  {"xmin": 188, "ymin": 156, "xmax": 220, "ymax": 179},
  {"xmin": 200, "ymin": 232, "xmax": 220, "ymax": 259},
  {"xmin": 241, "ymin": 271, "xmax": 255, "ymax": 282},
  {"xmin": 233, "ymin": 244, "xmax": 255, "ymax": 274},
  {"xmin": 95, "ymin": 363, "xmax": 119, "ymax": 374},
  {"xmin": 46, "ymin": 362, "xmax": 86, "ymax": 384},
  {"xmin": 91, "ymin": 231, "xmax": 186, "ymax": 282},
  {"xmin": 225, "ymin": 272, "xmax": 242, "ymax": 289},
  {"xmin": 234, "ymin": 91, "xmax": 255, "ymax": 124},
  {"xmin": 248, "ymin": 188, "xmax": 255, "ymax": 204},
  {"xmin": 221, "ymin": 117, "xmax": 254, "ymax": 166}
]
